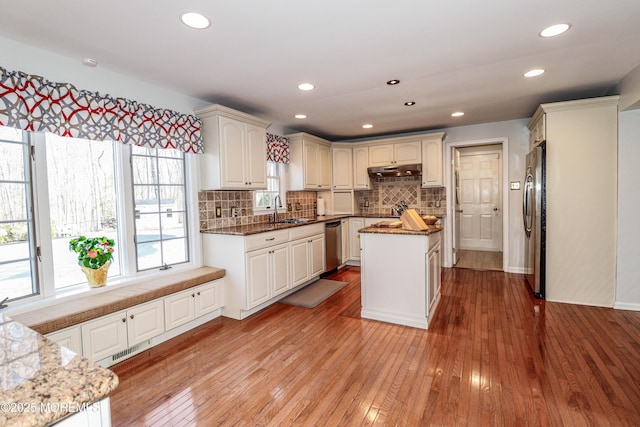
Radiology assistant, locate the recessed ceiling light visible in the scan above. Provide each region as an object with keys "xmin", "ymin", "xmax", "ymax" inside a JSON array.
[
  {"xmin": 451, "ymin": 111, "xmax": 465, "ymax": 117},
  {"xmin": 404, "ymin": 101, "xmax": 416, "ymax": 106},
  {"xmin": 82, "ymin": 57, "xmax": 98, "ymax": 67},
  {"xmin": 386, "ymin": 79, "xmax": 400, "ymax": 85},
  {"xmin": 294, "ymin": 114, "xmax": 307, "ymax": 119},
  {"xmin": 524, "ymin": 69, "xmax": 545, "ymax": 78},
  {"xmin": 539, "ymin": 23, "xmax": 570, "ymax": 38},
  {"xmin": 362, "ymin": 124, "xmax": 373, "ymax": 129},
  {"xmin": 298, "ymin": 83, "xmax": 315, "ymax": 91},
  {"xmin": 181, "ymin": 12, "xmax": 210, "ymax": 29}
]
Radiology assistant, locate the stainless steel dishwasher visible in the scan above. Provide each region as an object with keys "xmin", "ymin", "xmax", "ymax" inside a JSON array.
[{"xmin": 325, "ymin": 220, "xmax": 342, "ymax": 272}]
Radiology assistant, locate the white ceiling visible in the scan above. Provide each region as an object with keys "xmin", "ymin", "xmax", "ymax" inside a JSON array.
[{"xmin": 1, "ymin": 1, "xmax": 639, "ymax": 140}]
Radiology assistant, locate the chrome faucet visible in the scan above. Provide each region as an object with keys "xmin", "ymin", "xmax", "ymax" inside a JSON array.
[{"xmin": 273, "ymin": 195, "xmax": 282, "ymax": 223}]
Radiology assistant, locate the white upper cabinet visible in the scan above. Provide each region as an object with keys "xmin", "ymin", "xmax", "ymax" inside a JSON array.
[
  {"xmin": 352, "ymin": 146, "xmax": 370, "ymax": 190},
  {"xmin": 287, "ymin": 133, "xmax": 332, "ymax": 190},
  {"xmin": 421, "ymin": 132, "xmax": 445, "ymax": 188},
  {"xmin": 368, "ymin": 141, "xmax": 421, "ymax": 166},
  {"xmin": 332, "ymin": 146, "xmax": 353, "ymax": 190},
  {"xmin": 196, "ymin": 104, "xmax": 270, "ymax": 190}
]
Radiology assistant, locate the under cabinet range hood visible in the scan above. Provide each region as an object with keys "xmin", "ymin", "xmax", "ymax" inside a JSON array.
[{"xmin": 367, "ymin": 163, "xmax": 422, "ymax": 178}]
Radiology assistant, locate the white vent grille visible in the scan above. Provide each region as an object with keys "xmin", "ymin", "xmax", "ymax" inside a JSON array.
[{"xmin": 111, "ymin": 340, "xmax": 151, "ymax": 363}]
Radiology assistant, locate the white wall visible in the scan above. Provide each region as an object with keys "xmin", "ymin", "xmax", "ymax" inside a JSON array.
[
  {"xmin": 443, "ymin": 119, "xmax": 530, "ymax": 273},
  {"xmin": 0, "ymin": 35, "xmax": 209, "ymax": 115},
  {"xmin": 615, "ymin": 109, "xmax": 640, "ymax": 309}
]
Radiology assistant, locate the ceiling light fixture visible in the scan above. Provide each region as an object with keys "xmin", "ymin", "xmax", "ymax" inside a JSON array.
[
  {"xmin": 539, "ymin": 23, "xmax": 571, "ymax": 38},
  {"xmin": 181, "ymin": 12, "xmax": 211, "ymax": 29},
  {"xmin": 362, "ymin": 124, "xmax": 373, "ymax": 129},
  {"xmin": 82, "ymin": 57, "xmax": 98, "ymax": 67},
  {"xmin": 524, "ymin": 68, "xmax": 545, "ymax": 78},
  {"xmin": 298, "ymin": 83, "xmax": 315, "ymax": 91},
  {"xmin": 386, "ymin": 79, "xmax": 400, "ymax": 85},
  {"xmin": 404, "ymin": 101, "xmax": 416, "ymax": 106},
  {"xmin": 451, "ymin": 111, "xmax": 464, "ymax": 117},
  {"xmin": 294, "ymin": 114, "xmax": 307, "ymax": 119}
]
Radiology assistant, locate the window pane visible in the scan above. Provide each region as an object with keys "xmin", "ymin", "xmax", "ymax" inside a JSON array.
[
  {"xmin": 45, "ymin": 133, "xmax": 120, "ymax": 288},
  {"xmin": 158, "ymin": 158, "xmax": 184, "ymax": 185},
  {"xmin": 0, "ymin": 128, "xmax": 38, "ymax": 300},
  {"xmin": 266, "ymin": 162, "xmax": 277, "ymax": 176},
  {"xmin": 132, "ymin": 146, "xmax": 188, "ymax": 271},
  {"xmin": 162, "ymin": 239, "xmax": 187, "ymax": 264}
]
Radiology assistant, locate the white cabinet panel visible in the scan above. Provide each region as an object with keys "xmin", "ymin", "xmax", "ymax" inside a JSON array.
[
  {"xmin": 46, "ymin": 326, "xmax": 82, "ymax": 355},
  {"xmin": 349, "ymin": 218, "xmax": 364, "ymax": 260},
  {"xmin": 291, "ymin": 238, "xmax": 310, "ymax": 287},
  {"xmin": 126, "ymin": 300, "xmax": 164, "ymax": 347},
  {"xmin": 246, "ymin": 123, "xmax": 268, "ymax": 188},
  {"xmin": 369, "ymin": 144, "xmax": 395, "ymax": 166},
  {"xmin": 287, "ymin": 133, "xmax": 332, "ymax": 190},
  {"xmin": 194, "ymin": 281, "xmax": 223, "ymax": 317},
  {"xmin": 82, "ymin": 311, "xmax": 128, "ymax": 361},
  {"xmin": 341, "ymin": 218, "xmax": 349, "ymax": 264},
  {"xmin": 309, "ymin": 234, "xmax": 325, "ymax": 277},
  {"xmin": 353, "ymin": 147, "xmax": 370, "ymax": 189},
  {"xmin": 369, "ymin": 141, "xmax": 421, "ymax": 166},
  {"xmin": 332, "ymin": 146, "xmax": 353, "ymax": 190},
  {"xmin": 318, "ymin": 143, "xmax": 332, "ymax": 188},
  {"xmin": 271, "ymin": 244, "xmax": 291, "ymax": 296},
  {"xmin": 164, "ymin": 290, "xmax": 196, "ymax": 331},
  {"xmin": 421, "ymin": 134, "xmax": 444, "ymax": 187}
]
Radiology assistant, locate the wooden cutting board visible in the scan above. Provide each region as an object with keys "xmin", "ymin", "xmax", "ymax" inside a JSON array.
[
  {"xmin": 400, "ymin": 209, "xmax": 429, "ymax": 231},
  {"xmin": 373, "ymin": 220, "xmax": 403, "ymax": 228}
]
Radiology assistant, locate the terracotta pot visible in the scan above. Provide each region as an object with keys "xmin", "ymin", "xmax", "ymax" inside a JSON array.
[{"xmin": 81, "ymin": 262, "xmax": 110, "ymax": 288}]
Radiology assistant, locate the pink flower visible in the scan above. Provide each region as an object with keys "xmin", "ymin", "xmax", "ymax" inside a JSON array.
[
  {"xmin": 87, "ymin": 250, "xmax": 98, "ymax": 259},
  {"xmin": 108, "ymin": 247, "xmax": 114, "ymax": 253}
]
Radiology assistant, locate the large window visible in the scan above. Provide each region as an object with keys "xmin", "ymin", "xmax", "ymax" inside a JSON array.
[
  {"xmin": 0, "ymin": 127, "xmax": 38, "ymax": 300},
  {"xmin": 45, "ymin": 133, "xmax": 120, "ymax": 288},
  {"xmin": 0, "ymin": 126, "xmax": 195, "ymax": 304},
  {"xmin": 132, "ymin": 146, "xmax": 188, "ymax": 270}
]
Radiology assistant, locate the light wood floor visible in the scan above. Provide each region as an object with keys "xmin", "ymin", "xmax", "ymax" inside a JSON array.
[
  {"xmin": 455, "ymin": 249, "xmax": 503, "ymax": 271},
  {"xmin": 110, "ymin": 267, "xmax": 640, "ymax": 426}
]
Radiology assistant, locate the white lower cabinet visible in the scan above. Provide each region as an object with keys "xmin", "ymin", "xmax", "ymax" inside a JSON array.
[
  {"xmin": 341, "ymin": 218, "xmax": 349, "ymax": 264},
  {"xmin": 46, "ymin": 325, "xmax": 82, "ymax": 355},
  {"xmin": 82, "ymin": 299, "xmax": 165, "ymax": 361},
  {"xmin": 427, "ymin": 240, "xmax": 442, "ymax": 314},
  {"xmin": 246, "ymin": 242, "xmax": 290, "ymax": 307},
  {"xmin": 81, "ymin": 311, "xmax": 129, "ymax": 361},
  {"xmin": 203, "ymin": 223, "xmax": 325, "ymax": 320},
  {"xmin": 165, "ymin": 281, "xmax": 223, "ymax": 330}
]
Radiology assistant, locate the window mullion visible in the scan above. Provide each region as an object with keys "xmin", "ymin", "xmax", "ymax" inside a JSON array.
[
  {"xmin": 31, "ymin": 132, "xmax": 55, "ymax": 298},
  {"xmin": 115, "ymin": 143, "xmax": 137, "ymax": 276}
]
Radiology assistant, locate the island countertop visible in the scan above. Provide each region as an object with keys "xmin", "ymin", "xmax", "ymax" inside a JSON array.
[
  {"xmin": 0, "ymin": 314, "xmax": 119, "ymax": 426},
  {"xmin": 359, "ymin": 225, "xmax": 443, "ymax": 236}
]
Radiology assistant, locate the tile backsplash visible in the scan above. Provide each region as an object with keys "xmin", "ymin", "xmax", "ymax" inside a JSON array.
[
  {"xmin": 199, "ymin": 190, "xmax": 317, "ymax": 230},
  {"xmin": 355, "ymin": 176, "xmax": 446, "ymax": 216},
  {"xmin": 199, "ymin": 176, "xmax": 445, "ymax": 230}
]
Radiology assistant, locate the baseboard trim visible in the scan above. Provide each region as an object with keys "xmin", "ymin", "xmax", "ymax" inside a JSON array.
[{"xmin": 614, "ymin": 302, "xmax": 640, "ymax": 312}]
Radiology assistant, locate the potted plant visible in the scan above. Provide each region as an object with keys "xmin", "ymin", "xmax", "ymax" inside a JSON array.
[{"xmin": 69, "ymin": 236, "xmax": 115, "ymax": 287}]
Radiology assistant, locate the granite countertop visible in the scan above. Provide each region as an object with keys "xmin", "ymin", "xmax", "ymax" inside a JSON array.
[
  {"xmin": 201, "ymin": 213, "xmax": 445, "ymax": 236},
  {"xmin": 0, "ymin": 314, "xmax": 118, "ymax": 426},
  {"xmin": 359, "ymin": 225, "xmax": 443, "ymax": 236}
]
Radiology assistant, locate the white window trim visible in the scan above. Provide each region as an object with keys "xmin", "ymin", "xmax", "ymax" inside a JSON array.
[{"xmin": 5, "ymin": 133, "xmax": 202, "ymax": 314}]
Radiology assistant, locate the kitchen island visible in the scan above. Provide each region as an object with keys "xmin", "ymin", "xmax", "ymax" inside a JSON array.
[
  {"xmin": 0, "ymin": 314, "xmax": 118, "ymax": 426},
  {"xmin": 359, "ymin": 225, "xmax": 442, "ymax": 329}
]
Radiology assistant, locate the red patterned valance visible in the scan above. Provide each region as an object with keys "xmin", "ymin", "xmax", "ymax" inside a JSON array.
[
  {"xmin": 0, "ymin": 66, "xmax": 203, "ymax": 154},
  {"xmin": 266, "ymin": 133, "xmax": 289, "ymax": 163}
]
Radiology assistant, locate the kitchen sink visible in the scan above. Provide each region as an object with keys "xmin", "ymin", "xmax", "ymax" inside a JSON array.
[{"xmin": 278, "ymin": 218, "xmax": 313, "ymax": 224}]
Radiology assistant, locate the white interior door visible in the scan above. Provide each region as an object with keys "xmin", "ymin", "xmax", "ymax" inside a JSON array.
[{"xmin": 459, "ymin": 152, "xmax": 502, "ymax": 251}]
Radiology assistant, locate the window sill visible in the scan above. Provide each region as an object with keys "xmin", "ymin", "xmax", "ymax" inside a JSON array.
[{"xmin": 7, "ymin": 264, "xmax": 225, "ymax": 334}]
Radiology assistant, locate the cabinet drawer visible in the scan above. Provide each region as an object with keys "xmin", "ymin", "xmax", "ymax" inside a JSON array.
[
  {"xmin": 288, "ymin": 223, "xmax": 324, "ymax": 241},
  {"xmin": 245, "ymin": 229, "xmax": 289, "ymax": 252}
]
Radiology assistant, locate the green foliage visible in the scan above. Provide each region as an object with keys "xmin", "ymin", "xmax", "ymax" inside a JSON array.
[{"xmin": 69, "ymin": 236, "xmax": 115, "ymax": 269}]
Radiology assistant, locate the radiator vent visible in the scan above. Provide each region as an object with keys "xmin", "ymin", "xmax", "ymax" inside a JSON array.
[{"xmin": 111, "ymin": 340, "xmax": 151, "ymax": 363}]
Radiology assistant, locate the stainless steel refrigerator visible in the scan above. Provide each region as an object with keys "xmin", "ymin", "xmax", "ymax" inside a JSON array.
[{"xmin": 523, "ymin": 141, "xmax": 546, "ymax": 298}]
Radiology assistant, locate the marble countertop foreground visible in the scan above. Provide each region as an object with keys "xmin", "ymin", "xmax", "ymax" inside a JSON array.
[{"xmin": 0, "ymin": 314, "xmax": 118, "ymax": 426}]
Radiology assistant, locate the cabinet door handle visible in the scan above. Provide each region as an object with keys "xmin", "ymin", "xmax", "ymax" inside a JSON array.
[
  {"xmin": 266, "ymin": 237, "xmax": 275, "ymax": 241},
  {"xmin": 130, "ymin": 314, "xmax": 134, "ymax": 320},
  {"xmin": 122, "ymin": 318, "xmax": 126, "ymax": 323},
  {"xmin": 192, "ymin": 294, "xmax": 196, "ymax": 298},
  {"xmin": 197, "ymin": 292, "xmax": 201, "ymax": 296}
]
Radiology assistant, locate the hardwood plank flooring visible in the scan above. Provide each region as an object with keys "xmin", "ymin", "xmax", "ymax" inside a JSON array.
[{"xmin": 110, "ymin": 267, "xmax": 640, "ymax": 426}]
